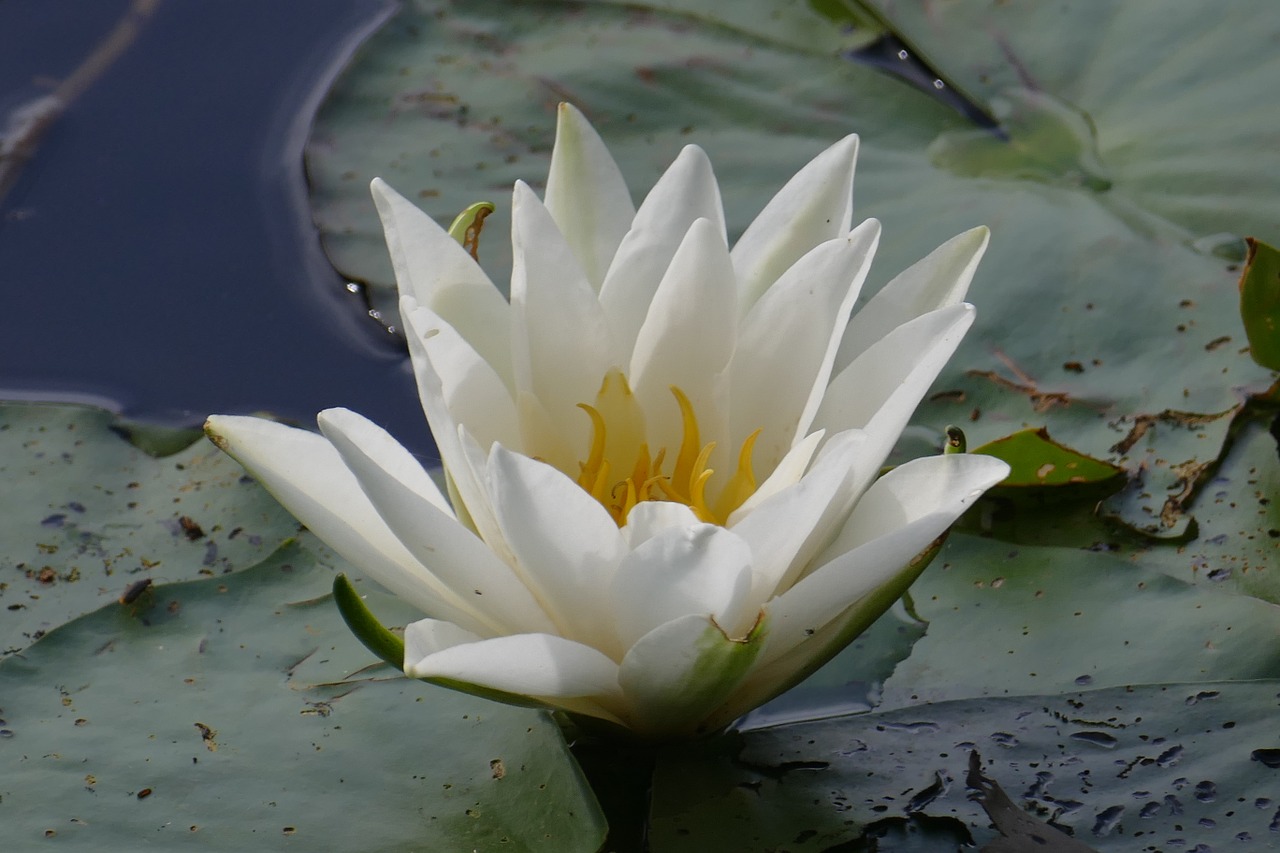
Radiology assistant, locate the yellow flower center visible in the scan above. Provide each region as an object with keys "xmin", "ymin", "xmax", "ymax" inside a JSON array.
[{"xmin": 575, "ymin": 370, "xmax": 761, "ymax": 526}]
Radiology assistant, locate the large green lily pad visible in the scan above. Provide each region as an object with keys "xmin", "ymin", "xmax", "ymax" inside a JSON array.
[
  {"xmin": 305, "ymin": 0, "xmax": 1279, "ymax": 536},
  {"xmin": 651, "ymin": 681, "xmax": 1280, "ymax": 851},
  {"xmin": 0, "ymin": 403, "xmax": 299, "ymax": 658},
  {"xmin": 0, "ymin": 538, "xmax": 605, "ymax": 851}
]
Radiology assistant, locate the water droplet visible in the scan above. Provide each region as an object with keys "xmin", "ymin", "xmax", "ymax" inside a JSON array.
[
  {"xmin": 989, "ymin": 731, "xmax": 1019, "ymax": 748},
  {"xmin": 1199, "ymin": 817, "xmax": 1217, "ymax": 828},
  {"xmin": 897, "ymin": 49, "xmax": 909, "ymax": 60},
  {"xmin": 1139, "ymin": 802, "xmax": 1162, "ymax": 818},
  {"xmin": 932, "ymin": 79, "xmax": 944, "ymax": 90},
  {"xmin": 1208, "ymin": 568, "xmax": 1232, "ymax": 582},
  {"xmin": 1255, "ymin": 797, "xmax": 1272, "ymax": 809},
  {"xmin": 1186, "ymin": 690, "xmax": 1220, "ymax": 705},
  {"xmin": 40, "ymin": 513, "xmax": 66, "ymax": 528},
  {"xmin": 0, "ymin": 730, "xmax": 13, "ymax": 738},
  {"xmin": 1071, "ymin": 730, "xmax": 1119, "ymax": 749},
  {"xmin": 1195, "ymin": 780, "xmax": 1217, "ymax": 803},
  {"xmin": 1157, "ymin": 745, "xmax": 1184, "ymax": 767},
  {"xmin": 1251, "ymin": 748, "xmax": 1280, "ymax": 769},
  {"xmin": 1092, "ymin": 805, "xmax": 1124, "ymax": 835},
  {"xmin": 1074, "ymin": 674, "xmax": 1094, "ymax": 686}
]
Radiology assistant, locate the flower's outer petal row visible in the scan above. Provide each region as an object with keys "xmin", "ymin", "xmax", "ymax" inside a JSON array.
[
  {"xmin": 835, "ymin": 225, "xmax": 989, "ymax": 372},
  {"xmin": 630, "ymin": 217, "xmax": 738, "ymax": 463},
  {"xmin": 621, "ymin": 501, "xmax": 701, "ymax": 550},
  {"xmin": 730, "ymin": 134, "xmax": 859, "ymax": 311},
  {"xmin": 486, "ymin": 444, "xmax": 629, "ymax": 659},
  {"xmin": 600, "ymin": 144, "xmax": 726, "ymax": 360},
  {"xmin": 317, "ymin": 408, "xmax": 556, "ymax": 636},
  {"xmin": 400, "ymin": 304, "xmax": 520, "ymax": 453},
  {"xmin": 618, "ymin": 612, "xmax": 768, "ymax": 738},
  {"xmin": 203, "ymin": 415, "xmax": 496, "ymax": 637},
  {"xmin": 730, "ymin": 429, "xmax": 866, "ymax": 606},
  {"xmin": 729, "ymin": 220, "xmax": 880, "ymax": 474},
  {"xmin": 611, "ymin": 523, "xmax": 756, "ymax": 651},
  {"xmin": 544, "ymin": 103, "xmax": 637, "ymax": 291},
  {"xmin": 813, "ymin": 303, "xmax": 975, "ymax": 476},
  {"xmin": 402, "ymin": 301, "xmax": 512, "ymax": 561},
  {"xmin": 727, "ymin": 429, "xmax": 824, "ymax": 523},
  {"xmin": 369, "ymin": 178, "xmax": 512, "ymax": 384},
  {"xmin": 511, "ymin": 181, "xmax": 622, "ymax": 461},
  {"xmin": 404, "ymin": 619, "xmax": 628, "ymax": 725},
  {"xmin": 761, "ymin": 453, "xmax": 1010, "ymax": 669}
]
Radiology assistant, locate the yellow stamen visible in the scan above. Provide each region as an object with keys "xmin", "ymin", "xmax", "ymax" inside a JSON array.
[{"xmin": 713, "ymin": 428, "xmax": 761, "ymax": 522}]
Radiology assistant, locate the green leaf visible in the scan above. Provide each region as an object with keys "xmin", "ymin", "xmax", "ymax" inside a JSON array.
[
  {"xmin": 651, "ymin": 681, "xmax": 1280, "ymax": 850},
  {"xmin": 0, "ymin": 403, "xmax": 299, "ymax": 659},
  {"xmin": 0, "ymin": 539, "xmax": 606, "ymax": 850},
  {"xmin": 972, "ymin": 427, "xmax": 1123, "ymax": 490},
  {"xmin": 1240, "ymin": 237, "xmax": 1280, "ymax": 370}
]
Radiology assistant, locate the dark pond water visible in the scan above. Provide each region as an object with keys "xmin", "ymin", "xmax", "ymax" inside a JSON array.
[{"xmin": 0, "ymin": 0, "xmax": 442, "ymax": 459}]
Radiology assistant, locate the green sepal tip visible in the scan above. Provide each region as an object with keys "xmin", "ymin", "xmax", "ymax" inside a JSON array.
[
  {"xmin": 332, "ymin": 573, "xmax": 405, "ymax": 669},
  {"xmin": 447, "ymin": 201, "xmax": 496, "ymax": 260},
  {"xmin": 944, "ymin": 425, "xmax": 967, "ymax": 454}
]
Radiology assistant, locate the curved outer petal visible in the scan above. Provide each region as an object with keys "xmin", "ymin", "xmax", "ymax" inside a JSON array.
[
  {"xmin": 730, "ymin": 134, "xmax": 859, "ymax": 311},
  {"xmin": 203, "ymin": 416, "xmax": 495, "ymax": 637},
  {"xmin": 619, "ymin": 612, "xmax": 768, "ymax": 739},
  {"xmin": 835, "ymin": 225, "xmax": 989, "ymax": 372},
  {"xmin": 600, "ymin": 144, "xmax": 726, "ymax": 360},
  {"xmin": 760, "ymin": 453, "xmax": 1010, "ymax": 670},
  {"xmin": 630, "ymin": 217, "xmax": 737, "ymax": 465},
  {"xmin": 729, "ymin": 430, "xmax": 866, "ymax": 606},
  {"xmin": 812, "ymin": 303, "xmax": 975, "ymax": 475},
  {"xmin": 317, "ymin": 408, "xmax": 556, "ymax": 636},
  {"xmin": 370, "ymin": 178, "xmax": 512, "ymax": 385},
  {"xmin": 510, "ymin": 180, "xmax": 621, "ymax": 455},
  {"xmin": 486, "ymin": 444, "xmax": 628, "ymax": 658},
  {"xmin": 611, "ymin": 523, "xmax": 756, "ymax": 651},
  {"xmin": 399, "ymin": 301, "xmax": 520, "ymax": 453},
  {"xmin": 621, "ymin": 501, "xmax": 700, "ymax": 550},
  {"xmin": 544, "ymin": 103, "xmax": 636, "ymax": 291},
  {"xmin": 729, "ymin": 220, "xmax": 880, "ymax": 474},
  {"xmin": 404, "ymin": 619, "xmax": 627, "ymax": 725}
]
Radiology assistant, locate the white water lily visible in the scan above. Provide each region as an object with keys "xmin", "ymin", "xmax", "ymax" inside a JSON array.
[{"xmin": 206, "ymin": 104, "xmax": 1008, "ymax": 739}]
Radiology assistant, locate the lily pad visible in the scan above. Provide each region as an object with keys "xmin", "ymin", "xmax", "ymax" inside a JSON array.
[
  {"xmin": 306, "ymin": 0, "xmax": 1280, "ymax": 538},
  {"xmin": 0, "ymin": 403, "xmax": 298, "ymax": 658},
  {"xmin": 972, "ymin": 427, "xmax": 1124, "ymax": 491},
  {"xmin": 650, "ymin": 681, "xmax": 1280, "ymax": 851},
  {"xmin": 0, "ymin": 539, "xmax": 605, "ymax": 851}
]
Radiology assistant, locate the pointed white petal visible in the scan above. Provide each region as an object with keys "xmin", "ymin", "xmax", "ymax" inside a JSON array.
[
  {"xmin": 762, "ymin": 453, "xmax": 1009, "ymax": 667},
  {"xmin": 203, "ymin": 415, "xmax": 492, "ymax": 636},
  {"xmin": 486, "ymin": 444, "xmax": 628, "ymax": 657},
  {"xmin": 511, "ymin": 180, "xmax": 621, "ymax": 451},
  {"xmin": 813, "ymin": 303, "xmax": 975, "ymax": 475},
  {"xmin": 630, "ymin": 217, "xmax": 737, "ymax": 460},
  {"xmin": 729, "ymin": 430, "xmax": 866, "ymax": 605},
  {"xmin": 618, "ymin": 613, "xmax": 767, "ymax": 738},
  {"xmin": 370, "ymin": 178, "xmax": 512, "ymax": 383},
  {"xmin": 600, "ymin": 144, "xmax": 726, "ymax": 358},
  {"xmin": 400, "ymin": 301, "xmax": 520, "ymax": 452},
  {"xmin": 729, "ymin": 220, "xmax": 880, "ymax": 475},
  {"xmin": 835, "ymin": 225, "xmax": 989, "ymax": 372},
  {"xmin": 543, "ymin": 103, "xmax": 636, "ymax": 290},
  {"xmin": 405, "ymin": 621, "xmax": 625, "ymax": 708},
  {"xmin": 317, "ymin": 408, "xmax": 556, "ymax": 635},
  {"xmin": 621, "ymin": 501, "xmax": 700, "ymax": 550},
  {"xmin": 611, "ymin": 523, "xmax": 755, "ymax": 650},
  {"xmin": 731, "ymin": 134, "xmax": 859, "ymax": 310}
]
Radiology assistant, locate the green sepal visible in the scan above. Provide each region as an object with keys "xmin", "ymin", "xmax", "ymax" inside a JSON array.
[
  {"xmin": 943, "ymin": 425, "xmax": 967, "ymax": 454},
  {"xmin": 446, "ymin": 200, "xmax": 496, "ymax": 259},
  {"xmin": 332, "ymin": 573, "xmax": 405, "ymax": 669}
]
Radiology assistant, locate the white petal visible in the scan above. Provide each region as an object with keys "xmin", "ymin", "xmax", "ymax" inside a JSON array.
[
  {"xmin": 203, "ymin": 415, "xmax": 492, "ymax": 636},
  {"xmin": 317, "ymin": 408, "xmax": 556, "ymax": 636},
  {"xmin": 812, "ymin": 303, "xmax": 975, "ymax": 475},
  {"xmin": 543, "ymin": 103, "xmax": 636, "ymax": 290},
  {"xmin": 621, "ymin": 501, "xmax": 700, "ymax": 550},
  {"xmin": 611, "ymin": 523, "xmax": 755, "ymax": 650},
  {"xmin": 729, "ymin": 220, "xmax": 880, "ymax": 475},
  {"xmin": 762, "ymin": 453, "xmax": 1009, "ymax": 667},
  {"xmin": 618, "ymin": 612, "xmax": 767, "ymax": 738},
  {"xmin": 404, "ymin": 621, "xmax": 626, "ymax": 722},
  {"xmin": 835, "ymin": 225, "xmax": 989, "ymax": 372},
  {"xmin": 404, "ymin": 617, "xmax": 484, "ymax": 661},
  {"xmin": 401, "ymin": 301, "xmax": 520, "ymax": 452},
  {"xmin": 370, "ymin": 178, "xmax": 512, "ymax": 383},
  {"xmin": 727, "ymin": 430, "xmax": 824, "ymax": 523},
  {"xmin": 630, "ymin": 217, "xmax": 737, "ymax": 462},
  {"xmin": 729, "ymin": 430, "xmax": 866, "ymax": 605},
  {"xmin": 600, "ymin": 144, "xmax": 726, "ymax": 359},
  {"xmin": 730, "ymin": 134, "xmax": 859, "ymax": 310},
  {"xmin": 486, "ymin": 444, "xmax": 628, "ymax": 657},
  {"xmin": 510, "ymin": 180, "xmax": 621, "ymax": 451}
]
